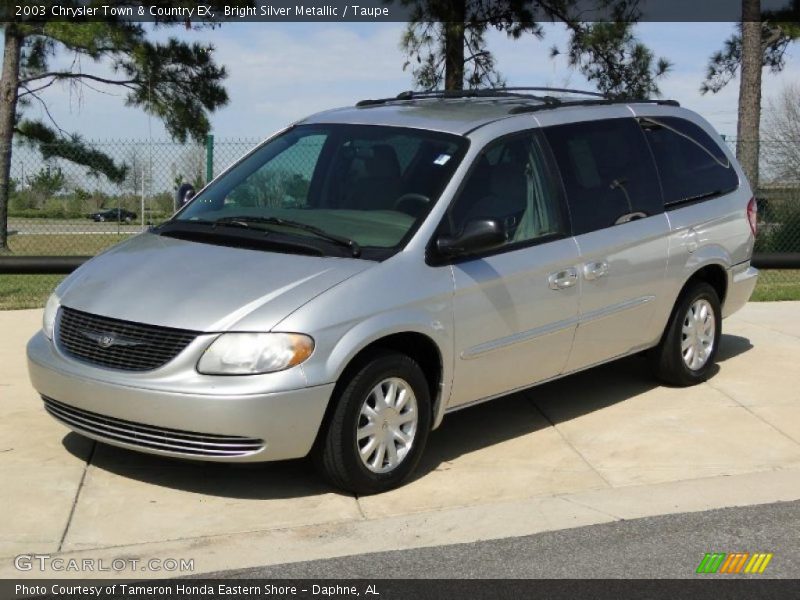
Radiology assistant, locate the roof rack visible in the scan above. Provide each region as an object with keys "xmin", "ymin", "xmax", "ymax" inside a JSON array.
[
  {"xmin": 356, "ymin": 87, "xmax": 680, "ymax": 115},
  {"xmin": 355, "ymin": 86, "xmax": 606, "ymax": 107},
  {"xmin": 354, "ymin": 87, "xmax": 680, "ymax": 113},
  {"xmin": 508, "ymin": 98, "xmax": 680, "ymax": 114}
]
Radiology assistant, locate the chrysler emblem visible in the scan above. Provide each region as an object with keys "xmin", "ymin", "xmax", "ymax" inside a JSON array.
[
  {"xmin": 98, "ymin": 335, "xmax": 115, "ymax": 348},
  {"xmin": 80, "ymin": 330, "xmax": 141, "ymax": 349}
]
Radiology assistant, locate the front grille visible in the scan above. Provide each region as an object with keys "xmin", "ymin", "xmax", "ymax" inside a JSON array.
[
  {"xmin": 43, "ymin": 397, "xmax": 265, "ymax": 457},
  {"xmin": 57, "ymin": 307, "xmax": 198, "ymax": 371}
]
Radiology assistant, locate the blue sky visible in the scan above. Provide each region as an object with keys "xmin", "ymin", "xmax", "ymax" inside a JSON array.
[{"xmin": 11, "ymin": 21, "xmax": 800, "ymax": 142}]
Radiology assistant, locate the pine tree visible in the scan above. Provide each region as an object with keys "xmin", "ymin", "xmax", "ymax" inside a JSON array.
[{"xmin": 0, "ymin": 1, "xmax": 251, "ymax": 250}]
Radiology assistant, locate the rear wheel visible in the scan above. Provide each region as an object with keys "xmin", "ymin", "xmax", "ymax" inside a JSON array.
[
  {"xmin": 314, "ymin": 350, "xmax": 431, "ymax": 495},
  {"xmin": 650, "ymin": 281, "xmax": 721, "ymax": 386}
]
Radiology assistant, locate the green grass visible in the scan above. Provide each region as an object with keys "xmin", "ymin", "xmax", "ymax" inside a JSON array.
[
  {"xmin": 0, "ymin": 274, "xmax": 65, "ymax": 310},
  {"xmin": 750, "ymin": 270, "xmax": 800, "ymax": 302},
  {"xmin": 0, "ymin": 233, "xmax": 131, "ymax": 309},
  {"xmin": 8, "ymin": 233, "xmax": 134, "ymax": 256},
  {"xmin": 2, "ymin": 270, "xmax": 798, "ymax": 311}
]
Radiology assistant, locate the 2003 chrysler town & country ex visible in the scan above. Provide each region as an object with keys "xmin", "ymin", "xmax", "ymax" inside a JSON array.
[{"xmin": 27, "ymin": 88, "xmax": 759, "ymax": 494}]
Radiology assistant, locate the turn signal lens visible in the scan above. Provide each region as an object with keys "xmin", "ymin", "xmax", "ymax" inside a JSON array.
[{"xmin": 42, "ymin": 293, "xmax": 60, "ymax": 340}]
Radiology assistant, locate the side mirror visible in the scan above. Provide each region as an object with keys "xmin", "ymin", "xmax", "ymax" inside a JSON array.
[
  {"xmin": 436, "ymin": 218, "xmax": 506, "ymax": 257},
  {"xmin": 176, "ymin": 183, "xmax": 196, "ymax": 209}
]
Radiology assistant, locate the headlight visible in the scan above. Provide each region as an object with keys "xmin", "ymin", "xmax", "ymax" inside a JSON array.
[
  {"xmin": 43, "ymin": 293, "xmax": 60, "ymax": 340},
  {"xmin": 197, "ymin": 333, "xmax": 314, "ymax": 375}
]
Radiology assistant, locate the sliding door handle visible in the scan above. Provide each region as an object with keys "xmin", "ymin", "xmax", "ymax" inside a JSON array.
[
  {"xmin": 615, "ymin": 212, "xmax": 647, "ymax": 225},
  {"xmin": 548, "ymin": 268, "xmax": 578, "ymax": 290},
  {"xmin": 583, "ymin": 260, "xmax": 609, "ymax": 281}
]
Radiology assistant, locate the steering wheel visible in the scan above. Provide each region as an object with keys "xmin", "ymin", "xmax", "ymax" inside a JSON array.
[{"xmin": 393, "ymin": 193, "xmax": 431, "ymax": 216}]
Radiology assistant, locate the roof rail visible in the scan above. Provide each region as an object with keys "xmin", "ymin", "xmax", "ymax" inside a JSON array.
[
  {"xmin": 494, "ymin": 86, "xmax": 607, "ymax": 98},
  {"xmin": 508, "ymin": 98, "xmax": 680, "ymax": 114},
  {"xmin": 355, "ymin": 86, "xmax": 605, "ymax": 108},
  {"xmin": 354, "ymin": 87, "xmax": 680, "ymax": 114}
]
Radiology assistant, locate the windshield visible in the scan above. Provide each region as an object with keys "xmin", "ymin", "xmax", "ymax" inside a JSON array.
[{"xmin": 169, "ymin": 124, "xmax": 468, "ymax": 259}]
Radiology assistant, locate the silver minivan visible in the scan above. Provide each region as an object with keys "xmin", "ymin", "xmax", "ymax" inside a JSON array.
[{"xmin": 27, "ymin": 88, "xmax": 759, "ymax": 494}]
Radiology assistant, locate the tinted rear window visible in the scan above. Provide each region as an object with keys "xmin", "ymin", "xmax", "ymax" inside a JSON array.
[
  {"xmin": 543, "ymin": 118, "xmax": 662, "ymax": 235},
  {"xmin": 639, "ymin": 117, "xmax": 738, "ymax": 206}
]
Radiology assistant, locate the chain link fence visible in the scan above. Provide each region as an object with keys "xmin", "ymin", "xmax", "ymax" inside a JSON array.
[
  {"xmin": 0, "ymin": 136, "xmax": 798, "ymax": 308},
  {"xmin": 0, "ymin": 137, "xmax": 258, "ymax": 307},
  {"xmin": 727, "ymin": 139, "xmax": 800, "ymax": 301}
]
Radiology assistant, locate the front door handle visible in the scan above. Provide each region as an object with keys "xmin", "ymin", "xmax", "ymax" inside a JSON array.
[
  {"xmin": 548, "ymin": 268, "xmax": 578, "ymax": 290},
  {"xmin": 584, "ymin": 260, "xmax": 609, "ymax": 281}
]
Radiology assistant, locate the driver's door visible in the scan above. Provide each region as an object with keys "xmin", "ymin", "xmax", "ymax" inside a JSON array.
[{"xmin": 444, "ymin": 131, "xmax": 581, "ymax": 408}]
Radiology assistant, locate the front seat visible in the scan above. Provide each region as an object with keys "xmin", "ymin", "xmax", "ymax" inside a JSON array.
[
  {"xmin": 346, "ymin": 145, "xmax": 402, "ymax": 211},
  {"xmin": 464, "ymin": 161, "xmax": 528, "ymax": 235}
]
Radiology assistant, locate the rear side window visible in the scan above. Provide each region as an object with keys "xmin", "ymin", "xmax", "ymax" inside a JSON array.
[
  {"xmin": 543, "ymin": 118, "xmax": 662, "ymax": 235},
  {"xmin": 639, "ymin": 117, "xmax": 738, "ymax": 207}
]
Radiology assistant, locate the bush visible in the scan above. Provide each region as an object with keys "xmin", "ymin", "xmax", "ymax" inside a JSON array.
[
  {"xmin": 755, "ymin": 197, "xmax": 800, "ymax": 254},
  {"xmin": 9, "ymin": 190, "xmax": 37, "ymax": 212},
  {"xmin": 8, "ymin": 208, "xmax": 84, "ymax": 219},
  {"xmin": 67, "ymin": 189, "xmax": 91, "ymax": 215},
  {"xmin": 151, "ymin": 192, "xmax": 176, "ymax": 215},
  {"xmin": 42, "ymin": 197, "xmax": 67, "ymax": 218}
]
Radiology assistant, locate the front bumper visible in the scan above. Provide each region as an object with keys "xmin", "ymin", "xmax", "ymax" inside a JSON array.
[{"xmin": 27, "ymin": 331, "xmax": 334, "ymax": 463}]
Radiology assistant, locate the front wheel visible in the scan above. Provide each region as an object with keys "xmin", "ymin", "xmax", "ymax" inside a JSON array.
[
  {"xmin": 314, "ymin": 351, "xmax": 432, "ymax": 495},
  {"xmin": 649, "ymin": 281, "xmax": 721, "ymax": 386}
]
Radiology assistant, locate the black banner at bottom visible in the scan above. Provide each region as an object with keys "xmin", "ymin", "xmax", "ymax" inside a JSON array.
[{"xmin": 3, "ymin": 579, "xmax": 799, "ymax": 600}]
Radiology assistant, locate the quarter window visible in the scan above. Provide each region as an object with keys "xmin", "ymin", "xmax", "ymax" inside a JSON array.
[
  {"xmin": 543, "ymin": 118, "xmax": 662, "ymax": 235},
  {"xmin": 639, "ymin": 117, "xmax": 738, "ymax": 206}
]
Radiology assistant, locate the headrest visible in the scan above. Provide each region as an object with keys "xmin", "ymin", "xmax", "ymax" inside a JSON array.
[
  {"xmin": 365, "ymin": 144, "xmax": 401, "ymax": 179},
  {"xmin": 490, "ymin": 162, "xmax": 527, "ymax": 201}
]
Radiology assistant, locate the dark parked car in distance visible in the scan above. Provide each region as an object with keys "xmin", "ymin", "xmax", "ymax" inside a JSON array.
[{"xmin": 89, "ymin": 208, "xmax": 137, "ymax": 223}]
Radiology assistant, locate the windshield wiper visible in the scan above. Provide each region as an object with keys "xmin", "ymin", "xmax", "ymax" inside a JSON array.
[{"xmin": 214, "ymin": 215, "xmax": 361, "ymax": 257}]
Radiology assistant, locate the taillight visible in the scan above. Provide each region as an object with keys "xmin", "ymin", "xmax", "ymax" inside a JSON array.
[{"xmin": 747, "ymin": 196, "xmax": 757, "ymax": 237}]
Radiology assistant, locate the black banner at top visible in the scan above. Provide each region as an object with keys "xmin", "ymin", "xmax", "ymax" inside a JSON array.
[{"xmin": 4, "ymin": 0, "xmax": 800, "ymax": 23}]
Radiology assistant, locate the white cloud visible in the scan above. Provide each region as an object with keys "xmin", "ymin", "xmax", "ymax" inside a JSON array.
[
  {"xmin": 210, "ymin": 23, "xmax": 409, "ymax": 133},
  {"xmin": 10, "ymin": 22, "xmax": 800, "ymax": 143}
]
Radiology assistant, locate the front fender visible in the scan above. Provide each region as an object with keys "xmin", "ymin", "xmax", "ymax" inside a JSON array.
[{"xmin": 300, "ymin": 307, "xmax": 454, "ymax": 429}]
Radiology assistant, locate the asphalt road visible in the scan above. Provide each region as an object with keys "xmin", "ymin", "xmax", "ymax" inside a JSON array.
[{"xmin": 219, "ymin": 500, "xmax": 800, "ymax": 579}]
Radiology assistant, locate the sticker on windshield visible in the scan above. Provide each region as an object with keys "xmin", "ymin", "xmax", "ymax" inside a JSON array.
[{"xmin": 433, "ymin": 154, "xmax": 451, "ymax": 166}]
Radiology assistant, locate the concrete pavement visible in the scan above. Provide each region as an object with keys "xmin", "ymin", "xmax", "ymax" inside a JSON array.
[{"xmin": 1, "ymin": 303, "xmax": 799, "ymax": 578}]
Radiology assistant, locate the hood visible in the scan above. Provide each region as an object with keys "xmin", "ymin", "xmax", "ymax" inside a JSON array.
[{"xmin": 57, "ymin": 233, "xmax": 373, "ymax": 332}]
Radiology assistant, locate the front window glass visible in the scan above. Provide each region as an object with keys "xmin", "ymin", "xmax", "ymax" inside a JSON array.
[
  {"xmin": 445, "ymin": 132, "xmax": 565, "ymax": 249},
  {"xmin": 172, "ymin": 124, "xmax": 468, "ymax": 258}
]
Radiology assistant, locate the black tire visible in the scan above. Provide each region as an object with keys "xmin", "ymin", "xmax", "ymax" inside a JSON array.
[
  {"xmin": 649, "ymin": 281, "xmax": 722, "ymax": 387},
  {"xmin": 314, "ymin": 350, "xmax": 432, "ymax": 495}
]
